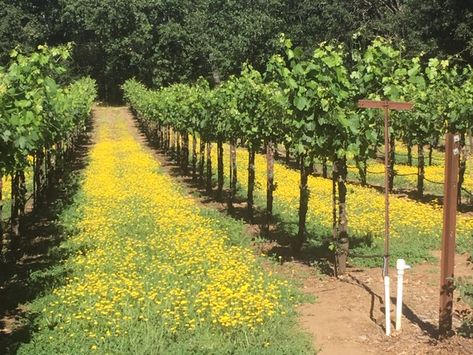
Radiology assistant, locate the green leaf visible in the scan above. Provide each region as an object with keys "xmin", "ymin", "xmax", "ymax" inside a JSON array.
[{"xmin": 294, "ymin": 96, "xmax": 308, "ymax": 111}]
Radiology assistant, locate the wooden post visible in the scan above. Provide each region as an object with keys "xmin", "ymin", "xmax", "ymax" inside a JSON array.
[{"xmin": 439, "ymin": 132, "xmax": 460, "ymax": 337}]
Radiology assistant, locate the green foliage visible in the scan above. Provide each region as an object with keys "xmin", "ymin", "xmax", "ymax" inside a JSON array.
[
  {"xmin": 268, "ymin": 35, "xmax": 364, "ymax": 161},
  {"xmin": 458, "ymin": 276, "xmax": 473, "ymax": 338},
  {"xmin": 0, "ymin": 45, "xmax": 97, "ymax": 175},
  {"xmin": 123, "ymin": 65, "xmax": 288, "ymax": 150},
  {"xmin": 230, "ymin": 65, "xmax": 287, "ymax": 147}
]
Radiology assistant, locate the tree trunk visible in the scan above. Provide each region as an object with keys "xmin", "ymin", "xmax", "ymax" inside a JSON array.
[
  {"xmin": 159, "ymin": 125, "xmax": 165, "ymax": 149},
  {"xmin": 0, "ymin": 173, "xmax": 3, "ymax": 252},
  {"xmin": 389, "ymin": 138, "xmax": 395, "ymax": 192},
  {"xmin": 417, "ymin": 145, "xmax": 425, "ymax": 198},
  {"xmin": 199, "ymin": 137, "xmax": 205, "ymax": 183},
  {"xmin": 335, "ymin": 158, "xmax": 349, "ymax": 275},
  {"xmin": 56, "ymin": 141, "xmax": 62, "ymax": 169},
  {"xmin": 217, "ymin": 139, "xmax": 224, "ymax": 199},
  {"xmin": 155, "ymin": 123, "xmax": 160, "ymax": 147},
  {"xmin": 322, "ymin": 157, "xmax": 328, "ymax": 178},
  {"xmin": 46, "ymin": 149, "xmax": 52, "ymax": 189},
  {"xmin": 170, "ymin": 128, "xmax": 175, "ymax": 153},
  {"xmin": 161, "ymin": 126, "xmax": 166, "ymax": 150},
  {"xmin": 18, "ymin": 170, "xmax": 26, "ymax": 218},
  {"xmin": 11, "ymin": 172, "xmax": 20, "ymax": 243},
  {"xmin": 199, "ymin": 139, "xmax": 205, "ymax": 182},
  {"xmin": 458, "ymin": 134, "xmax": 467, "ymax": 206},
  {"xmin": 192, "ymin": 134, "xmax": 197, "ymax": 179},
  {"xmin": 355, "ymin": 157, "xmax": 367, "ymax": 186},
  {"xmin": 407, "ymin": 144, "xmax": 412, "ymax": 166},
  {"xmin": 294, "ymin": 155, "xmax": 310, "ymax": 252},
  {"xmin": 34, "ymin": 149, "xmax": 45, "ymax": 208},
  {"xmin": 266, "ymin": 141, "xmax": 275, "ymax": 226},
  {"xmin": 164, "ymin": 126, "xmax": 169, "ymax": 151},
  {"xmin": 468, "ymin": 130, "xmax": 473, "ymax": 204},
  {"xmin": 332, "ymin": 164, "xmax": 338, "ymax": 276},
  {"xmin": 428, "ymin": 144, "xmax": 434, "ymax": 166},
  {"xmin": 182, "ymin": 132, "xmax": 189, "ymax": 174},
  {"xmin": 206, "ymin": 142, "xmax": 212, "ymax": 193},
  {"xmin": 285, "ymin": 143, "xmax": 290, "ymax": 165},
  {"xmin": 229, "ymin": 138, "xmax": 238, "ymax": 209},
  {"xmin": 176, "ymin": 132, "xmax": 181, "ymax": 166},
  {"xmin": 247, "ymin": 147, "xmax": 256, "ymax": 223}
]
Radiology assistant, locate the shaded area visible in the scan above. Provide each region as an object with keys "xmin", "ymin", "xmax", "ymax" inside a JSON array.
[
  {"xmin": 0, "ymin": 120, "xmax": 93, "ymax": 354},
  {"xmin": 347, "ymin": 274, "xmax": 439, "ymax": 339}
]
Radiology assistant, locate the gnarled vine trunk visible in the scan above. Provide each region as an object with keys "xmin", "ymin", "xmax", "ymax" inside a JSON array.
[
  {"xmin": 170, "ymin": 128, "xmax": 175, "ymax": 153},
  {"xmin": 335, "ymin": 158, "xmax": 349, "ymax": 275},
  {"xmin": 428, "ymin": 144, "xmax": 434, "ymax": 166},
  {"xmin": 182, "ymin": 132, "xmax": 189, "ymax": 174},
  {"xmin": 458, "ymin": 133, "xmax": 467, "ymax": 206},
  {"xmin": 229, "ymin": 138, "xmax": 237, "ymax": 209},
  {"xmin": 217, "ymin": 139, "xmax": 224, "ymax": 199},
  {"xmin": 165, "ymin": 126, "xmax": 170, "ymax": 151},
  {"xmin": 0, "ymin": 173, "xmax": 3, "ymax": 253},
  {"xmin": 199, "ymin": 140, "xmax": 205, "ymax": 182},
  {"xmin": 407, "ymin": 144, "xmax": 412, "ymax": 166},
  {"xmin": 247, "ymin": 147, "xmax": 256, "ymax": 222},
  {"xmin": 176, "ymin": 132, "xmax": 181, "ymax": 166},
  {"xmin": 266, "ymin": 141, "xmax": 275, "ymax": 226},
  {"xmin": 332, "ymin": 164, "xmax": 338, "ymax": 276},
  {"xmin": 284, "ymin": 143, "xmax": 290, "ymax": 164},
  {"xmin": 45, "ymin": 149, "xmax": 52, "ymax": 191},
  {"xmin": 355, "ymin": 156, "xmax": 367, "ymax": 186},
  {"xmin": 294, "ymin": 155, "xmax": 310, "ymax": 252},
  {"xmin": 192, "ymin": 134, "xmax": 197, "ymax": 179},
  {"xmin": 322, "ymin": 157, "xmax": 328, "ymax": 179},
  {"xmin": 417, "ymin": 145, "xmax": 425, "ymax": 198},
  {"xmin": 11, "ymin": 172, "xmax": 21, "ymax": 246},
  {"xmin": 206, "ymin": 142, "xmax": 212, "ymax": 193}
]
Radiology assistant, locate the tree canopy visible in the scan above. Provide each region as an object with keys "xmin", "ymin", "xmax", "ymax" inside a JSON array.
[{"xmin": 2, "ymin": 0, "xmax": 472, "ymax": 101}]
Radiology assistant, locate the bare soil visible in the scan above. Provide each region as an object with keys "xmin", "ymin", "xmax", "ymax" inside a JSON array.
[{"xmin": 297, "ymin": 257, "xmax": 473, "ymax": 354}]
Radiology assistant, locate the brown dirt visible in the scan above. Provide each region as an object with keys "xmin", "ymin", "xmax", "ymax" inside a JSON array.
[
  {"xmin": 122, "ymin": 106, "xmax": 473, "ymax": 355},
  {"xmin": 296, "ymin": 255, "xmax": 473, "ymax": 355}
]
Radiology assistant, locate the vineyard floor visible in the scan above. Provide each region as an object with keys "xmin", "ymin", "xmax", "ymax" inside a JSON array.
[
  {"xmin": 2, "ymin": 106, "xmax": 473, "ymax": 354},
  {"xmin": 121, "ymin": 100, "xmax": 473, "ymax": 355}
]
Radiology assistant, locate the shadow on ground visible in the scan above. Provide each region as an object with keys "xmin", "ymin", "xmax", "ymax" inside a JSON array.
[{"xmin": 0, "ymin": 121, "xmax": 93, "ymax": 354}]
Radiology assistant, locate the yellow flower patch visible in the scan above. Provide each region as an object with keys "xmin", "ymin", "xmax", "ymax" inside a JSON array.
[
  {"xmin": 37, "ymin": 109, "xmax": 287, "ymax": 349},
  {"xmin": 207, "ymin": 142, "xmax": 473, "ymax": 241}
]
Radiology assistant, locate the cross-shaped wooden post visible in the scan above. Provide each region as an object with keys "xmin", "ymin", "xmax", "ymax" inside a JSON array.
[{"xmin": 358, "ymin": 99, "xmax": 414, "ymax": 336}]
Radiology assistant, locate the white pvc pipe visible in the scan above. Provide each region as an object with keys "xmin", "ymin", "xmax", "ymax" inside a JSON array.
[
  {"xmin": 384, "ymin": 275, "xmax": 391, "ymax": 336},
  {"xmin": 395, "ymin": 259, "xmax": 411, "ymax": 331}
]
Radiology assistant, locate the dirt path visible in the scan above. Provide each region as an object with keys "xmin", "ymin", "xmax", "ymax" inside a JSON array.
[
  {"xmin": 121, "ymin": 106, "xmax": 473, "ymax": 355},
  {"xmin": 298, "ymin": 256, "xmax": 473, "ymax": 354}
]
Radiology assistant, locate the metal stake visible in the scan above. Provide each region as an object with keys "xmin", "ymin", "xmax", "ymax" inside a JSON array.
[
  {"xmin": 383, "ymin": 104, "xmax": 390, "ymax": 277},
  {"xmin": 358, "ymin": 99, "xmax": 414, "ymax": 337}
]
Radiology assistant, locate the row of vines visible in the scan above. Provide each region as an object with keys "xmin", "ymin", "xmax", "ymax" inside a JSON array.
[
  {"xmin": 0, "ymin": 45, "xmax": 97, "ymax": 260},
  {"xmin": 123, "ymin": 36, "xmax": 473, "ymax": 275}
]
